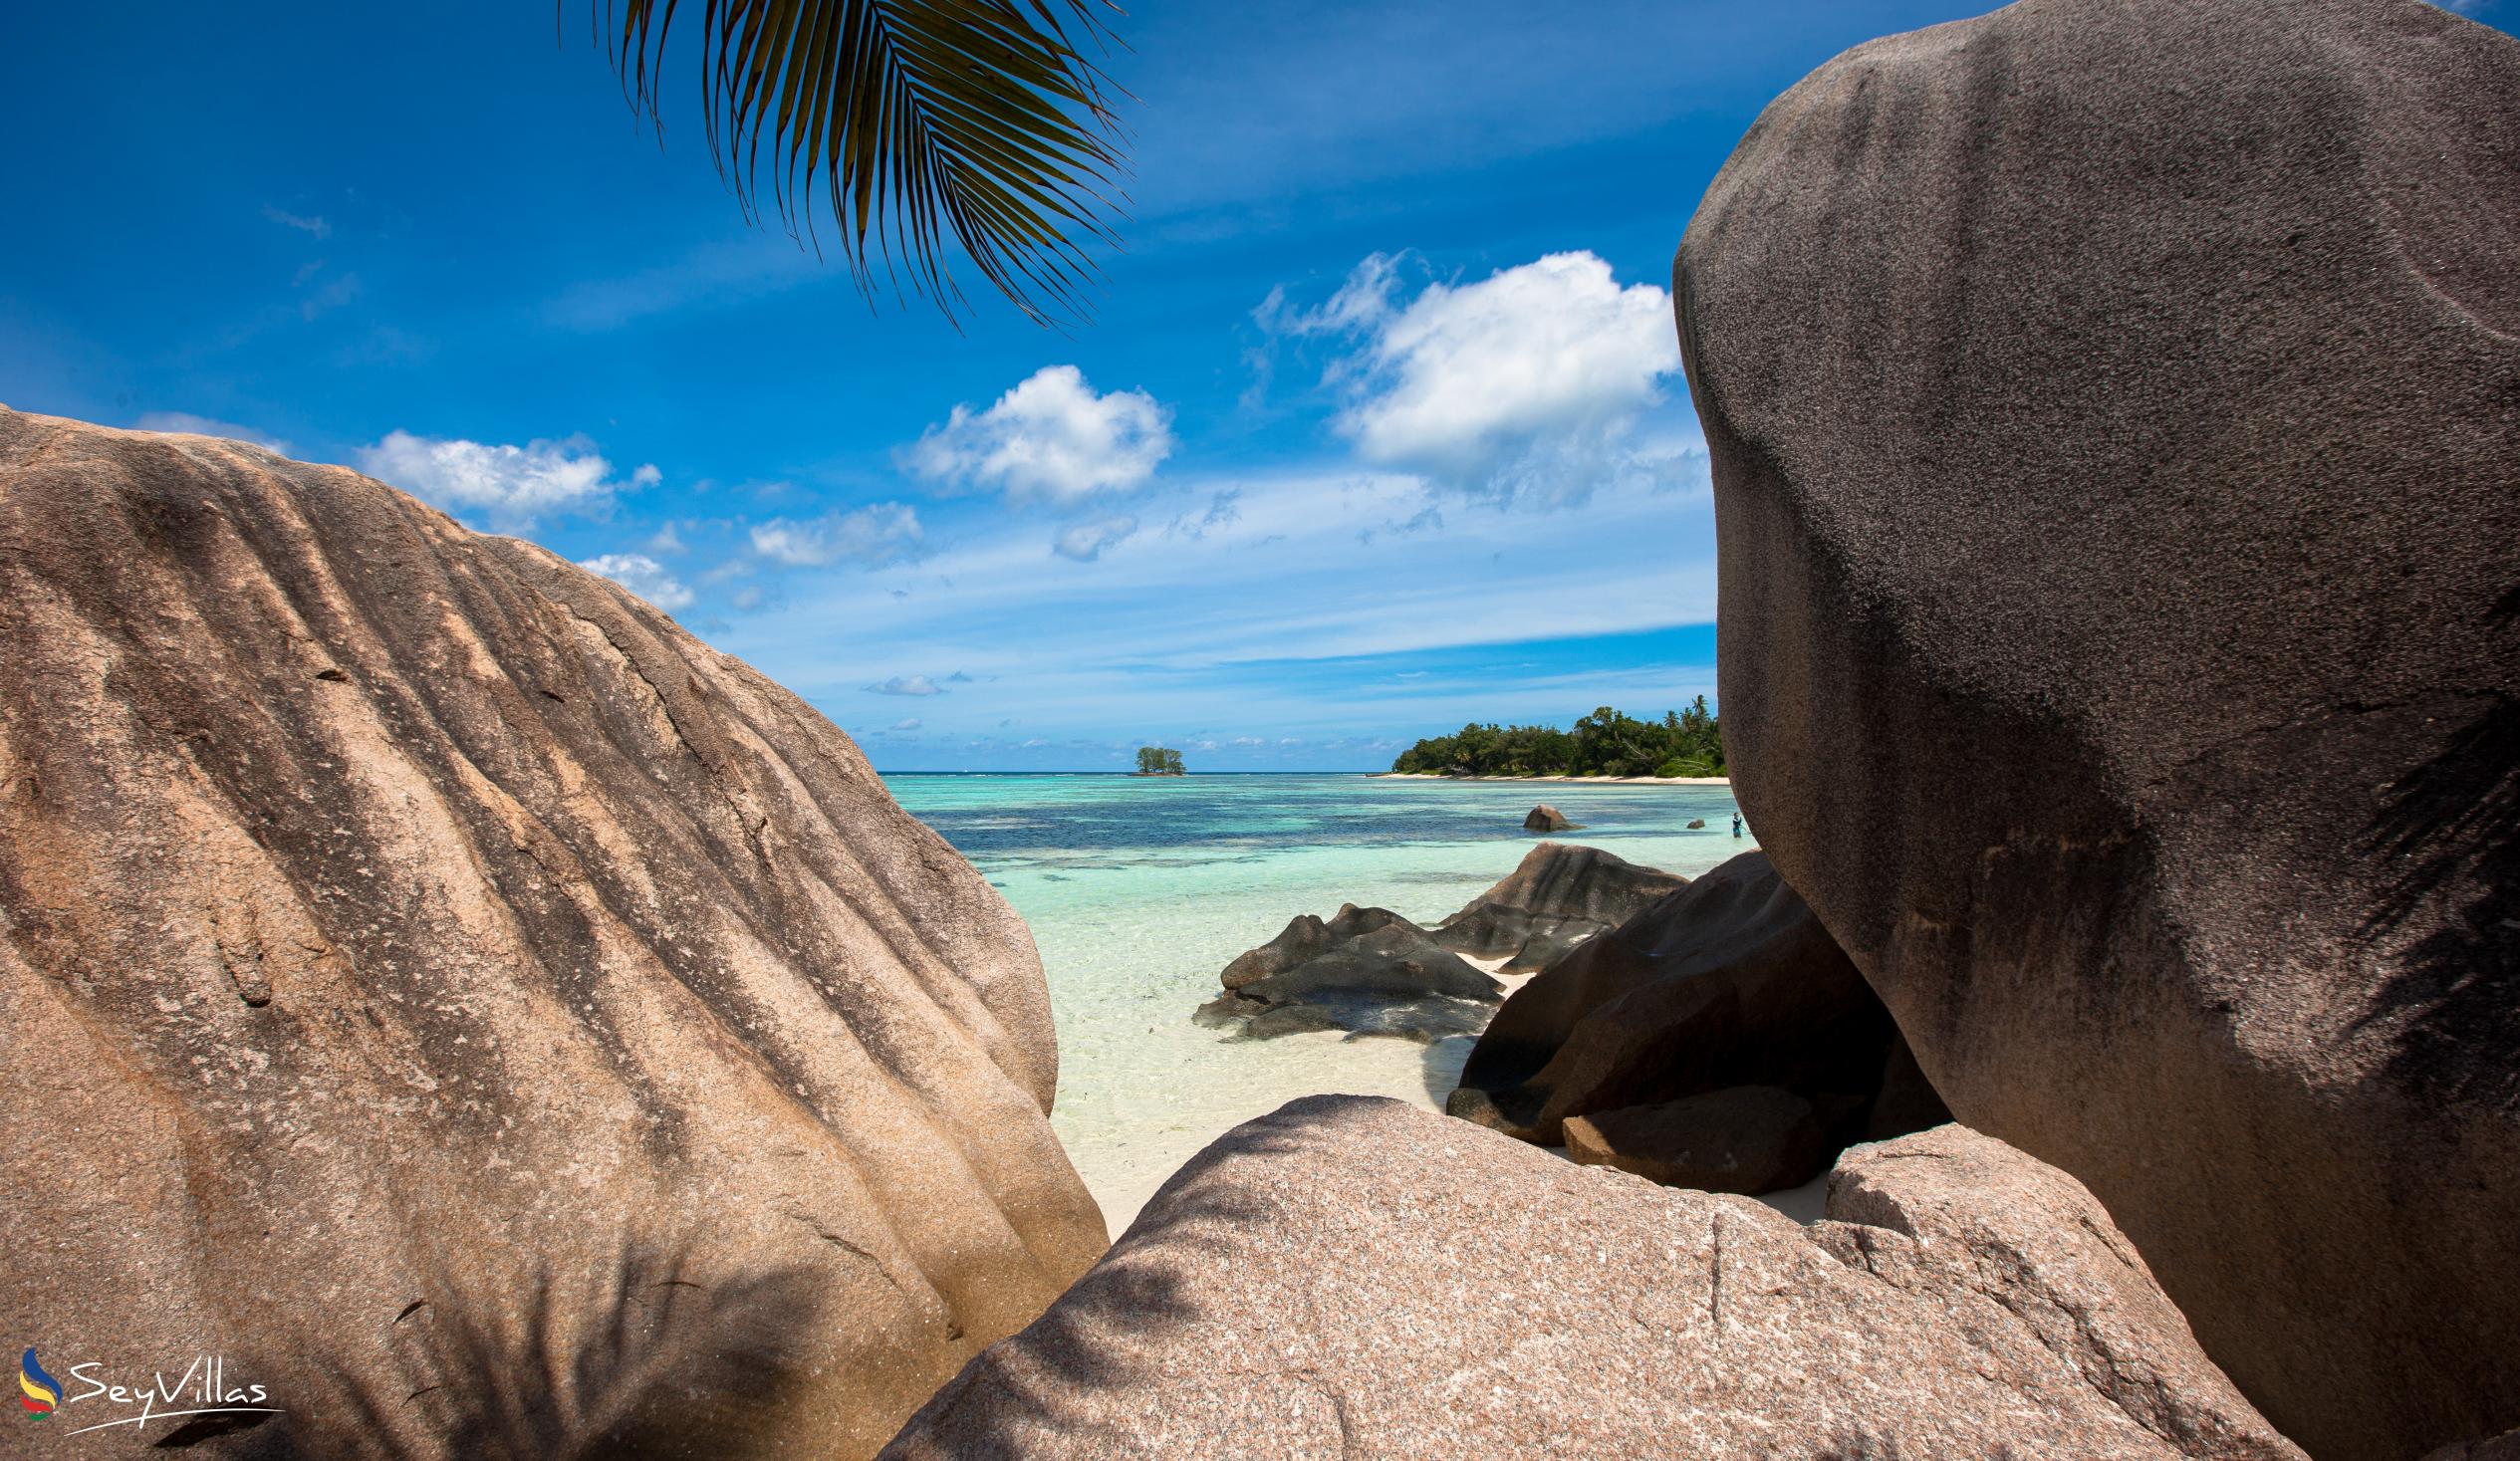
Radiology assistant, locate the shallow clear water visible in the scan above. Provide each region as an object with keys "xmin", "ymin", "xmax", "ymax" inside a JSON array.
[{"xmin": 883, "ymin": 773, "xmax": 1753, "ymax": 1234}]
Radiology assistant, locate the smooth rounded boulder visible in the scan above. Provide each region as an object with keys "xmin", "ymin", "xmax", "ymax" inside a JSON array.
[
  {"xmin": 1522, "ymin": 804, "xmax": 1579, "ymax": 832},
  {"xmin": 882, "ymin": 1097, "xmax": 2302, "ymax": 1460},
  {"xmin": 1676, "ymin": 2, "xmax": 2520, "ymax": 1454},
  {"xmin": 0, "ymin": 411, "xmax": 1107, "ymax": 1459}
]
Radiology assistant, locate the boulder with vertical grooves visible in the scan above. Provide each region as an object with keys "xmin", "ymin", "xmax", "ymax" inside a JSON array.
[{"xmin": 0, "ymin": 409, "xmax": 1107, "ymax": 1460}]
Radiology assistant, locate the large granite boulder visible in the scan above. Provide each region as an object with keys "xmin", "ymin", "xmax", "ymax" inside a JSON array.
[
  {"xmin": 1197, "ymin": 908, "xmax": 1501, "ymax": 1043},
  {"xmin": 1426, "ymin": 840, "xmax": 1685, "ymax": 972},
  {"xmin": 881, "ymin": 1097, "xmax": 2302, "ymax": 1460},
  {"xmin": 0, "ymin": 411, "xmax": 1106, "ymax": 1459},
  {"xmin": 1674, "ymin": 2, "xmax": 2520, "ymax": 1454},
  {"xmin": 1522, "ymin": 803, "xmax": 1578, "ymax": 832},
  {"xmin": 1447, "ymin": 851, "xmax": 1931, "ymax": 1169}
]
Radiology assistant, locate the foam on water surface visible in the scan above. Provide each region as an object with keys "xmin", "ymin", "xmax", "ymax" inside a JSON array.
[{"xmin": 885, "ymin": 773, "xmax": 1752, "ymax": 1234}]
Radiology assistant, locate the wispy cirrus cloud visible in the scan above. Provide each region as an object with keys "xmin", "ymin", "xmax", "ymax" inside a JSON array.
[
  {"xmin": 262, "ymin": 205, "xmax": 331, "ymax": 239},
  {"xmin": 1052, "ymin": 515, "xmax": 1138, "ymax": 562},
  {"xmin": 750, "ymin": 503, "xmax": 925, "ymax": 568},
  {"xmin": 133, "ymin": 411, "xmax": 292, "ymax": 455},
  {"xmin": 864, "ymin": 671, "xmax": 972, "ymax": 696}
]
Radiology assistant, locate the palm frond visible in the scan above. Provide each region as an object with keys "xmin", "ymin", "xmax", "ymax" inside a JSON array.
[{"xmin": 590, "ymin": 0, "xmax": 1130, "ymax": 327}]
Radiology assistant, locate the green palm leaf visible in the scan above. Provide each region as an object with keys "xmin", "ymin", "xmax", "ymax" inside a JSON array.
[{"xmin": 591, "ymin": 0, "xmax": 1129, "ymax": 326}]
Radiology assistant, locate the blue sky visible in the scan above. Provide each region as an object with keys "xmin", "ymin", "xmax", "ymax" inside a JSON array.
[{"xmin": 4, "ymin": 2, "xmax": 2502, "ymax": 771}]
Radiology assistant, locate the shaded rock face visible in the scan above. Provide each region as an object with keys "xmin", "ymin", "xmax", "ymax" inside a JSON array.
[
  {"xmin": 1563, "ymin": 1084, "xmax": 1830, "ymax": 1194},
  {"xmin": 0, "ymin": 411, "xmax": 1106, "ymax": 1460},
  {"xmin": 1426, "ymin": 840, "xmax": 1684, "ymax": 972},
  {"xmin": 1216, "ymin": 902, "xmax": 1407, "ymax": 991},
  {"xmin": 1196, "ymin": 909, "xmax": 1500, "ymax": 1043},
  {"xmin": 1674, "ymin": 1, "xmax": 2520, "ymax": 1453},
  {"xmin": 1447, "ymin": 852, "xmax": 1933, "ymax": 1170},
  {"xmin": 1522, "ymin": 803, "xmax": 1578, "ymax": 832},
  {"xmin": 881, "ymin": 1097, "xmax": 2302, "ymax": 1460}
]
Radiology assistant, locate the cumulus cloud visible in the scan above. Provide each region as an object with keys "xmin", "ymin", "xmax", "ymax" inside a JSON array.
[
  {"xmin": 889, "ymin": 718, "xmax": 923, "ymax": 732},
  {"xmin": 751, "ymin": 504, "xmax": 925, "ymax": 568},
  {"xmin": 905, "ymin": 365, "xmax": 1173, "ymax": 505},
  {"xmin": 579, "ymin": 553, "xmax": 694, "ymax": 610},
  {"xmin": 1293, "ymin": 251, "xmax": 1684, "ymax": 503},
  {"xmin": 1053, "ymin": 515, "xmax": 1138, "ymax": 562},
  {"xmin": 133, "ymin": 412, "xmax": 292, "ymax": 455},
  {"xmin": 359, "ymin": 430, "xmax": 642, "ymax": 528}
]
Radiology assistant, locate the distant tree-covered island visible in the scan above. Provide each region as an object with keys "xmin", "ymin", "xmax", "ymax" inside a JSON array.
[
  {"xmin": 1134, "ymin": 746, "xmax": 1186, "ymax": 776},
  {"xmin": 1389, "ymin": 701, "xmax": 1724, "ymax": 778}
]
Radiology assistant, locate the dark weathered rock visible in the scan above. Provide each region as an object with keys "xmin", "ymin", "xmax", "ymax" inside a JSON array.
[
  {"xmin": 1218, "ymin": 902, "xmax": 1408, "ymax": 991},
  {"xmin": 1686, "ymin": 817, "xmax": 1707, "ymax": 829},
  {"xmin": 1197, "ymin": 917, "xmax": 1500, "ymax": 1044},
  {"xmin": 1563, "ymin": 1085, "xmax": 1831, "ymax": 1194},
  {"xmin": 1448, "ymin": 851, "xmax": 1913, "ymax": 1159},
  {"xmin": 1674, "ymin": 2, "xmax": 2520, "ymax": 1452},
  {"xmin": 0, "ymin": 410, "xmax": 1105, "ymax": 1460},
  {"xmin": 882, "ymin": 1097, "xmax": 2302, "ymax": 1460},
  {"xmin": 1865, "ymin": 1030, "xmax": 1953, "ymax": 1143},
  {"xmin": 1428, "ymin": 841, "xmax": 1684, "ymax": 972},
  {"xmin": 1523, "ymin": 803, "xmax": 1579, "ymax": 832},
  {"xmin": 2423, "ymin": 1434, "xmax": 2520, "ymax": 1461}
]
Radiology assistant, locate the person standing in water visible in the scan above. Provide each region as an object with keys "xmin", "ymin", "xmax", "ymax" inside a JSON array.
[{"xmin": 1731, "ymin": 811, "xmax": 1744, "ymax": 839}]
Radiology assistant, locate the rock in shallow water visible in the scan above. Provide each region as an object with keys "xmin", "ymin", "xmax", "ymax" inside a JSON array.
[
  {"xmin": 1676, "ymin": 0, "xmax": 2520, "ymax": 1452},
  {"xmin": 1426, "ymin": 840, "xmax": 1684, "ymax": 972},
  {"xmin": 1195, "ymin": 918, "xmax": 1502, "ymax": 1043},
  {"xmin": 1522, "ymin": 803, "xmax": 1578, "ymax": 832},
  {"xmin": 0, "ymin": 410, "xmax": 1105, "ymax": 1460},
  {"xmin": 1198, "ymin": 843, "xmax": 1681, "ymax": 1043},
  {"xmin": 880, "ymin": 1097, "xmax": 2302, "ymax": 1461}
]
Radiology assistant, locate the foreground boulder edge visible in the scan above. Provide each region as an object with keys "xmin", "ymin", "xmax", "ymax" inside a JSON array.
[
  {"xmin": 1675, "ymin": 1, "xmax": 2520, "ymax": 1454},
  {"xmin": 0, "ymin": 410, "xmax": 1107, "ymax": 1459},
  {"xmin": 882, "ymin": 1097, "xmax": 2301, "ymax": 1460}
]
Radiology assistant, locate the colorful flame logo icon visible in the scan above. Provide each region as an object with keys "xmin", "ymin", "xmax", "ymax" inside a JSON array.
[{"xmin": 18, "ymin": 1348, "xmax": 60, "ymax": 1416}]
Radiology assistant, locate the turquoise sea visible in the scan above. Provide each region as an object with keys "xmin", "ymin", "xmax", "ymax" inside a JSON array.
[{"xmin": 884, "ymin": 773, "xmax": 1753, "ymax": 1232}]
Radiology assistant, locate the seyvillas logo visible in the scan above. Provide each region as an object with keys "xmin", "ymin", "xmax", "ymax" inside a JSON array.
[
  {"xmin": 18, "ymin": 1348, "xmax": 60, "ymax": 1415},
  {"xmin": 15, "ymin": 1350, "xmax": 281, "ymax": 1438}
]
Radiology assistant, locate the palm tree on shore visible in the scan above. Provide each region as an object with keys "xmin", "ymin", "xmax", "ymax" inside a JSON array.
[{"xmin": 587, "ymin": 0, "xmax": 1129, "ymax": 325}]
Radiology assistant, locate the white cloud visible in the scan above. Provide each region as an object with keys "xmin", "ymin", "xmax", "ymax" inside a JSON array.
[
  {"xmin": 889, "ymin": 718, "xmax": 924, "ymax": 732},
  {"xmin": 1053, "ymin": 515, "xmax": 1138, "ymax": 562},
  {"xmin": 132, "ymin": 412, "xmax": 292, "ymax": 455},
  {"xmin": 358, "ymin": 430, "xmax": 634, "ymax": 528},
  {"xmin": 865, "ymin": 672, "xmax": 969, "ymax": 696},
  {"xmin": 263, "ymin": 205, "xmax": 331, "ymax": 239},
  {"xmin": 578, "ymin": 553, "xmax": 694, "ymax": 610},
  {"xmin": 905, "ymin": 365, "xmax": 1173, "ymax": 506},
  {"xmin": 751, "ymin": 504, "xmax": 924, "ymax": 568},
  {"xmin": 1301, "ymin": 251, "xmax": 1683, "ymax": 502}
]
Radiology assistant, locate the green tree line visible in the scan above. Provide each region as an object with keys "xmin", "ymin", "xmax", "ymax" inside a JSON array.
[{"xmin": 1389, "ymin": 701, "xmax": 1724, "ymax": 778}]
